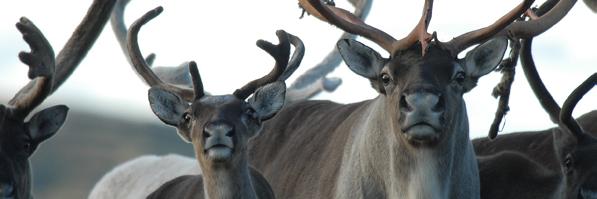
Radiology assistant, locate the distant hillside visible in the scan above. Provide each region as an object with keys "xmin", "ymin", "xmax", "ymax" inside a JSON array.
[{"xmin": 29, "ymin": 110, "xmax": 194, "ymax": 199}]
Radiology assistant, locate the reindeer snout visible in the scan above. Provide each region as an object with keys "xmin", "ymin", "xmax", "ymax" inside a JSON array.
[
  {"xmin": 400, "ymin": 91, "xmax": 444, "ymax": 144},
  {"xmin": 203, "ymin": 122, "xmax": 235, "ymax": 150}
]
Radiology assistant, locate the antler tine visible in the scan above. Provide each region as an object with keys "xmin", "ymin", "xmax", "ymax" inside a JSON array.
[
  {"xmin": 188, "ymin": 61, "xmax": 204, "ymax": 100},
  {"xmin": 392, "ymin": 0, "xmax": 434, "ymax": 55},
  {"xmin": 518, "ymin": 0, "xmax": 569, "ymax": 124},
  {"xmin": 520, "ymin": 38, "xmax": 561, "ymax": 124},
  {"xmin": 7, "ymin": 0, "xmax": 116, "ymax": 118},
  {"xmin": 559, "ymin": 73, "xmax": 596, "ymax": 137},
  {"xmin": 278, "ymin": 33, "xmax": 305, "ymax": 81},
  {"xmin": 505, "ymin": 0, "xmax": 577, "ymax": 39},
  {"xmin": 8, "ymin": 18, "xmax": 55, "ymax": 119},
  {"xmin": 52, "ymin": 0, "xmax": 117, "ymax": 90},
  {"xmin": 290, "ymin": 0, "xmax": 371, "ymax": 92},
  {"xmin": 299, "ymin": 0, "xmax": 397, "ymax": 52},
  {"xmin": 127, "ymin": 6, "xmax": 195, "ymax": 101},
  {"xmin": 233, "ymin": 30, "xmax": 291, "ymax": 100},
  {"xmin": 445, "ymin": 0, "xmax": 534, "ymax": 56}
]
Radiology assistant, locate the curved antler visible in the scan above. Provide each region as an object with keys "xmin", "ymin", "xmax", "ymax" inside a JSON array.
[
  {"xmin": 299, "ymin": 0, "xmax": 397, "ymax": 52},
  {"xmin": 290, "ymin": 0, "xmax": 371, "ymax": 93},
  {"xmin": 300, "ymin": 0, "xmax": 538, "ymax": 57},
  {"xmin": 127, "ymin": 6, "xmax": 195, "ymax": 101},
  {"xmin": 7, "ymin": 0, "xmax": 116, "ymax": 119},
  {"xmin": 560, "ymin": 73, "xmax": 596, "ymax": 137},
  {"xmin": 278, "ymin": 33, "xmax": 305, "ymax": 81},
  {"xmin": 444, "ymin": 0, "xmax": 534, "ymax": 56},
  {"xmin": 233, "ymin": 30, "xmax": 291, "ymax": 100},
  {"xmin": 53, "ymin": 0, "xmax": 117, "ymax": 90}
]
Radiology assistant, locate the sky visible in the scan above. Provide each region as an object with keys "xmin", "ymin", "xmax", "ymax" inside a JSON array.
[{"xmin": 0, "ymin": 0, "xmax": 595, "ymax": 139}]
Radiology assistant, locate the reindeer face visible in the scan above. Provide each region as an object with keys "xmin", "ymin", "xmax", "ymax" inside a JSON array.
[
  {"xmin": 0, "ymin": 105, "xmax": 68, "ymax": 199},
  {"xmin": 338, "ymin": 38, "xmax": 507, "ymax": 146},
  {"xmin": 148, "ymin": 82, "xmax": 286, "ymax": 166}
]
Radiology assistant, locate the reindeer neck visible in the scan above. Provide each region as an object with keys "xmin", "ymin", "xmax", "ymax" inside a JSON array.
[
  {"xmin": 200, "ymin": 156, "xmax": 258, "ymax": 199},
  {"xmin": 334, "ymin": 98, "xmax": 479, "ymax": 199}
]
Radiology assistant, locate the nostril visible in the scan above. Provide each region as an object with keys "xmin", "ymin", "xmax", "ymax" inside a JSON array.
[
  {"xmin": 203, "ymin": 130, "xmax": 211, "ymax": 138},
  {"xmin": 432, "ymin": 94, "xmax": 444, "ymax": 112},
  {"xmin": 400, "ymin": 94, "xmax": 412, "ymax": 112},
  {"xmin": 225, "ymin": 130, "xmax": 235, "ymax": 137}
]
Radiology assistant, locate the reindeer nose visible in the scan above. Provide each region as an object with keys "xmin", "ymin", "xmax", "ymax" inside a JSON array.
[
  {"xmin": 203, "ymin": 122, "xmax": 235, "ymax": 138},
  {"xmin": 400, "ymin": 92, "xmax": 444, "ymax": 114}
]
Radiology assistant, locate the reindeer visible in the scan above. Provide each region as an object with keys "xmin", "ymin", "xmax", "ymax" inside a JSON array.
[
  {"xmin": 243, "ymin": 0, "xmax": 583, "ymax": 198},
  {"xmin": 89, "ymin": 0, "xmax": 371, "ymax": 198},
  {"xmin": 477, "ymin": 72, "xmax": 596, "ymax": 199},
  {"xmin": 0, "ymin": 0, "xmax": 115, "ymax": 198},
  {"xmin": 132, "ymin": 7, "xmax": 299, "ymax": 199},
  {"xmin": 471, "ymin": 1, "xmax": 597, "ymax": 197},
  {"xmin": 90, "ymin": 4, "xmax": 305, "ymax": 198}
]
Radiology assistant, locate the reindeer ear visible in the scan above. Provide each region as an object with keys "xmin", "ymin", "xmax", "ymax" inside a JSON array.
[
  {"xmin": 248, "ymin": 81, "xmax": 286, "ymax": 121},
  {"xmin": 462, "ymin": 37, "xmax": 508, "ymax": 78},
  {"xmin": 460, "ymin": 37, "xmax": 508, "ymax": 92},
  {"xmin": 148, "ymin": 87, "xmax": 192, "ymax": 142},
  {"xmin": 337, "ymin": 39, "xmax": 385, "ymax": 79},
  {"xmin": 27, "ymin": 105, "xmax": 68, "ymax": 144}
]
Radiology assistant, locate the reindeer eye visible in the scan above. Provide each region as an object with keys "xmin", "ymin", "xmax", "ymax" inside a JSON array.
[
  {"xmin": 454, "ymin": 71, "xmax": 466, "ymax": 84},
  {"xmin": 563, "ymin": 154, "xmax": 574, "ymax": 173},
  {"xmin": 182, "ymin": 112, "xmax": 192, "ymax": 127},
  {"xmin": 24, "ymin": 143, "xmax": 31, "ymax": 151},
  {"xmin": 381, "ymin": 73, "xmax": 391, "ymax": 86},
  {"xmin": 245, "ymin": 107, "xmax": 257, "ymax": 118}
]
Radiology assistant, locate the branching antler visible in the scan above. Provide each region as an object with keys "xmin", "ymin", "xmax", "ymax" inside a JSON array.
[
  {"xmin": 129, "ymin": 7, "xmax": 305, "ymax": 101},
  {"xmin": 234, "ymin": 30, "xmax": 291, "ymax": 99},
  {"xmin": 299, "ymin": 0, "xmax": 535, "ymax": 57},
  {"xmin": 288, "ymin": 0, "xmax": 372, "ymax": 101},
  {"xmin": 7, "ymin": 0, "xmax": 115, "ymax": 119},
  {"xmin": 8, "ymin": 18, "xmax": 55, "ymax": 119}
]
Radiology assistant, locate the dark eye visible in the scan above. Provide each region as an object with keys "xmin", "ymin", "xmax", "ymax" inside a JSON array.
[
  {"xmin": 454, "ymin": 71, "xmax": 466, "ymax": 84},
  {"xmin": 563, "ymin": 154, "xmax": 574, "ymax": 173},
  {"xmin": 381, "ymin": 73, "xmax": 391, "ymax": 86},
  {"xmin": 245, "ymin": 107, "xmax": 257, "ymax": 118},
  {"xmin": 182, "ymin": 112, "xmax": 192, "ymax": 126},
  {"xmin": 23, "ymin": 142, "xmax": 31, "ymax": 152}
]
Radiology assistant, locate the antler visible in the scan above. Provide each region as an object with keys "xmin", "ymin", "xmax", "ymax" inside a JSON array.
[
  {"xmin": 444, "ymin": 0, "xmax": 534, "ymax": 56},
  {"xmin": 289, "ymin": 0, "xmax": 371, "ymax": 94},
  {"xmin": 233, "ymin": 30, "xmax": 291, "ymax": 99},
  {"xmin": 559, "ymin": 73, "xmax": 596, "ymax": 137},
  {"xmin": 127, "ymin": 6, "xmax": 196, "ymax": 101},
  {"xmin": 300, "ymin": 0, "xmax": 536, "ymax": 56},
  {"xmin": 7, "ymin": 0, "xmax": 116, "ymax": 119},
  {"xmin": 278, "ymin": 33, "xmax": 306, "ymax": 81},
  {"xmin": 8, "ymin": 18, "xmax": 55, "ymax": 119},
  {"xmin": 299, "ymin": 0, "xmax": 397, "ymax": 53}
]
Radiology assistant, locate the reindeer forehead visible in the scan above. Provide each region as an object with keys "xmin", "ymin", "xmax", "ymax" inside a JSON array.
[
  {"xmin": 391, "ymin": 45, "xmax": 457, "ymax": 83},
  {"xmin": 193, "ymin": 95, "xmax": 244, "ymax": 117}
]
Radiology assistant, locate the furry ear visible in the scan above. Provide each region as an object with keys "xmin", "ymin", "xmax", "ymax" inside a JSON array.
[
  {"xmin": 248, "ymin": 81, "xmax": 286, "ymax": 121},
  {"xmin": 27, "ymin": 105, "xmax": 69, "ymax": 144},
  {"xmin": 148, "ymin": 87, "xmax": 192, "ymax": 142},
  {"xmin": 460, "ymin": 37, "xmax": 508, "ymax": 92},
  {"xmin": 337, "ymin": 39, "xmax": 385, "ymax": 79}
]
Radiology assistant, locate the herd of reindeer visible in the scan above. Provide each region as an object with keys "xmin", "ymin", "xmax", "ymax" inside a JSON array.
[{"xmin": 1, "ymin": 0, "xmax": 596, "ymax": 198}]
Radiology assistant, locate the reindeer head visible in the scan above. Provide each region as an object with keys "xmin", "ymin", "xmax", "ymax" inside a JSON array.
[
  {"xmin": 127, "ymin": 7, "xmax": 303, "ymax": 167},
  {"xmin": 549, "ymin": 74, "xmax": 597, "ymax": 198},
  {"xmin": 300, "ymin": 0, "xmax": 577, "ymax": 147},
  {"xmin": 0, "ymin": 18, "xmax": 69, "ymax": 199}
]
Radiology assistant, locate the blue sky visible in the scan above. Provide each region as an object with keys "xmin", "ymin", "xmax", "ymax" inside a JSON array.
[{"xmin": 0, "ymin": 0, "xmax": 595, "ymax": 139}]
